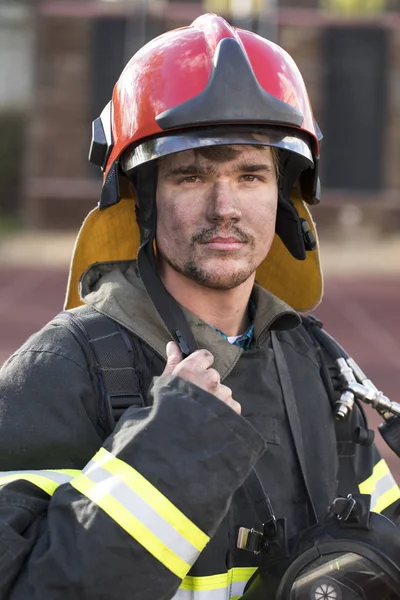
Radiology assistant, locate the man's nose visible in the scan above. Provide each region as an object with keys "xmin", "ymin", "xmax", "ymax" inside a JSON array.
[{"xmin": 206, "ymin": 182, "xmax": 241, "ymax": 222}]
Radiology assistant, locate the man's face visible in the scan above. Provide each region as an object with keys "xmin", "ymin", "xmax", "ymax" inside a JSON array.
[{"xmin": 155, "ymin": 144, "xmax": 278, "ymax": 290}]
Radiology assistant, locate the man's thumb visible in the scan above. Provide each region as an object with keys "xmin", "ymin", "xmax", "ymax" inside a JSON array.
[{"xmin": 163, "ymin": 341, "xmax": 182, "ymax": 375}]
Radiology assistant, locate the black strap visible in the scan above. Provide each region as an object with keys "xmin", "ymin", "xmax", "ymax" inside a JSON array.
[
  {"xmin": 301, "ymin": 315, "xmax": 359, "ymax": 495},
  {"xmin": 134, "ymin": 161, "xmax": 198, "ymax": 357},
  {"xmin": 271, "ymin": 332, "xmax": 318, "ymax": 523},
  {"xmin": 55, "ymin": 306, "xmax": 146, "ymax": 432},
  {"xmin": 138, "ymin": 244, "xmax": 198, "ymax": 357},
  {"xmin": 334, "ymin": 422, "xmax": 359, "ymax": 496}
]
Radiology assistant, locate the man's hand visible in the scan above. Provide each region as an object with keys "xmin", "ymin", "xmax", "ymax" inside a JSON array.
[{"xmin": 163, "ymin": 341, "xmax": 241, "ymax": 415}]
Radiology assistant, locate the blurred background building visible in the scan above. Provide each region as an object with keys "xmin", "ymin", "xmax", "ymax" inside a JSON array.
[{"xmin": 2, "ymin": 0, "xmax": 400, "ymax": 235}]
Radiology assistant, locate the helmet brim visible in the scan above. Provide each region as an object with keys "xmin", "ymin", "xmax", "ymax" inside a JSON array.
[{"xmin": 121, "ymin": 126, "xmax": 314, "ymax": 175}]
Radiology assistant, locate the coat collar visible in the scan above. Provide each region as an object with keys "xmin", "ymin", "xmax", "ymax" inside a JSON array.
[{"xmin": 80, "ymin": 260, "xmax": 300, "ymax": 380}]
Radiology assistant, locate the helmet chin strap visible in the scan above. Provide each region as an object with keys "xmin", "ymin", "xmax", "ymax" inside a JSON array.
[
  {"xmin": 275, "ymin": 151, "xmax": 317, "ymax": 260},
  {"xmin": 134, "ymin": 163, "xmax": 198, "ymax": 357}
]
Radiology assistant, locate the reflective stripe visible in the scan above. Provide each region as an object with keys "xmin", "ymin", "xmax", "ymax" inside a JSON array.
[
  {"xmin": 0, "ymin": 469, "xmax": 79, "ymax": 496},
  {"xmin": 86, "ymin": 447, "xmax": 208, "ymax": 551},
  {"xmin": 71, "ymin": 448, "xmax": 209, "ymax": 579},
  {"xmin": 359, "ymin": 458, "xmax": 400, "ymax": 513},
  {"xmin": 176, "ymin": 568, "xmax": 257, "ymax": 599},
  {"xmin": 83, "ymin": 462, "xmax": 200, "ymax": 564}
]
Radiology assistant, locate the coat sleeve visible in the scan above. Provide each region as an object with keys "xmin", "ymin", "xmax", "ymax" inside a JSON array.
[
  {"xmin": 350, "ymin": 406, "xmax": 400, "ymax": 523},
  {"xmin": 0, "ymin": 324, "xmax": 267, "ymax": 600}
]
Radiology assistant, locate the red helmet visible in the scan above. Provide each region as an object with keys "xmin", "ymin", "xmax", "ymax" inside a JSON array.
[{"xmin": 90, "ymin": 13, "xmax": 321, "ymax": 213}]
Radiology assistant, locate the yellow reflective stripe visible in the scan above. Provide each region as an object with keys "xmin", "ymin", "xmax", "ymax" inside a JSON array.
[
  {"xmin": 180, "ymin": 567, "xmax": 257, "ymax": 591},
  {"xmin": 0, "ymin": 469, "xmax": 80, "ymax": 496},
  {"xmin": 359, "ymin": 458, "xmax": 400, "ymax": 513},
  {"xmin": 230, "ymin": 568, "xmax": 257, "ymax": 583},
  {"xmin": 359, "ymin": 458, "xmax": 389, "ymax": 493},
  {"xmin": 71, "ymin": 472, "xmax": 190, "ymax": 579},
  {"xmin": 0, "ymin": 473, "xmax": 59, "ymax": 495},
  {"xmin": 55, "ymin": 469, "xmax": 82, "ymax": 477},
  {"xmin": 91, "ymin": 448, "xmax": 209, "ymax": 552}
]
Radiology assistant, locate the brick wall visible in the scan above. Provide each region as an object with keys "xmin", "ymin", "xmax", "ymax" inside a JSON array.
[
  {"xmin": 387, "ymin": 28, "xmax": 400, "ymax": 190},
  {"xmin": 280, "ymin": 21, "xmax": 400, "ymax": 236},
  {"xmin": 24, "ymin": 16, "xmax": 96, "ymax": 228}
]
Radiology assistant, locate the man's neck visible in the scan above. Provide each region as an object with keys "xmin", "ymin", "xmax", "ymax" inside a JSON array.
[{"xmin": 160, "ymin": 267, "xmax": 255, "ymax": 337}]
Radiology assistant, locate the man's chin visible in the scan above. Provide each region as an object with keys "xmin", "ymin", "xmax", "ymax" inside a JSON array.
[
  {"xmin": 161, "ymin": 253, "xmax": 256, "ymax": 290},
  {"xmin": 187, "ymin": 266, "xmax": 254, "ymax": 290}
]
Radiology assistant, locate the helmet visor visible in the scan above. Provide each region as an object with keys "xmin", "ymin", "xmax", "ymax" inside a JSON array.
[
  {"xmin": 289, "ymin": 552, "xmax": 400, "ymax": 600},
  {"xmin": 121, "ymin": 126, "xmax": 313, "ymax": 175}
]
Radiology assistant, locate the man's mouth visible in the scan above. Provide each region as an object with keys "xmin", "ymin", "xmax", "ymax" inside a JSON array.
[{"xmin": 202, "ymin": 236, "xmax": 245, "ymax": 250}]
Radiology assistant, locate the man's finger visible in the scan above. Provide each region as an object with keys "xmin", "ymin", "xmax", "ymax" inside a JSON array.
[
  {"xmin": 163, "ymin": 341, "xmax": 182, "ymax": 375},
  {"xmin": 181, "ymin": 349, "xmax": 215, "ymax": 371},
  {"xmin": 229, "ymin": 399, "xmax": 242, "ymax": 415}
]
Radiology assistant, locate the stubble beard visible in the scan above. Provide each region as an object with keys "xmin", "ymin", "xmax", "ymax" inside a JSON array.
[{"xmin": 161, "ymin": 244, "xmax": 256, "ymax": 290}]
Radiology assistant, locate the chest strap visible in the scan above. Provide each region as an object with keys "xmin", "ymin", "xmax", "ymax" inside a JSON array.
[
  {"xmin": 271, "ymin": 332, "xmax": 318, "ymax": 524},
  {"xmin": 301, "ymin": 315, "xmax": 360, "ymax": 496},
  {"xmin": 56, "ymin": 306, "xmax": 146, "ymax": 432}
]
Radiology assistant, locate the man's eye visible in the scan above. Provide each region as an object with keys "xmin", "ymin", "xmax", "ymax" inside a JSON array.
[
  {"xmin": 182, "ymin": 176, "xmax": 201, "ymax": 183},
  {"xmin": 240, "ymin": 174, "xmax": 260, "ymax": 182}
]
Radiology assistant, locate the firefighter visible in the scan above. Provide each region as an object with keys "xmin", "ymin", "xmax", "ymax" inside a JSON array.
[{"xmin": 0, "ymin": 13, "xmax": 398, "ymax": 600}]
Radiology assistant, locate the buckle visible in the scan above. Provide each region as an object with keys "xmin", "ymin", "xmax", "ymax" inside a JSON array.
[
  {"xmin": 332, "ymin": 494, "xmax": 357, "ymax": 521},
  {"xmin": 236, "ymin": 527, "xmax": 268, "ymax": 555}
]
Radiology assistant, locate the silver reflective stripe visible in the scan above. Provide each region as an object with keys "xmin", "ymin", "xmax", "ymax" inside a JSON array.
[
  {"xmin": 174, "ymin": 590, "xmax": 231, "ymax": 600},
  {"xmin": 0, "ymin": 470, "xmax": 75, "ymax": 486},
  {"xmin": 370, "ymin": 471, "xmax": 398, "ymax": 511},
  {"xmin": 231, "ymin": 578, "xmax": 250, "ymax": 598},
  {"xmin": 82, "ymin": 461, "xmax": 200, "ymax": 567},
  {"xmin": 173, "ymin": 579, "xmax": 250, "ymax": 599}
]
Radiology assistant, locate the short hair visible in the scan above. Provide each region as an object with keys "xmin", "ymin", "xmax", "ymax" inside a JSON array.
[{"xmin": 193, "ymin": 144, "xmax": 280, "ymax": 180}]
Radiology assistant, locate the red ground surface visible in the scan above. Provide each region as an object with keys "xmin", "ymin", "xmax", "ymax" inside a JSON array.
[{"xmin": 1, "ymin": 267, "xmax": 399, "ymax": 482}]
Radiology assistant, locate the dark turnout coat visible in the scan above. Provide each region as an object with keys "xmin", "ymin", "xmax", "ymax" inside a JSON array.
[{"xmin": 0, "ymin": 262, "xmax": 398, "ymax": 599}]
